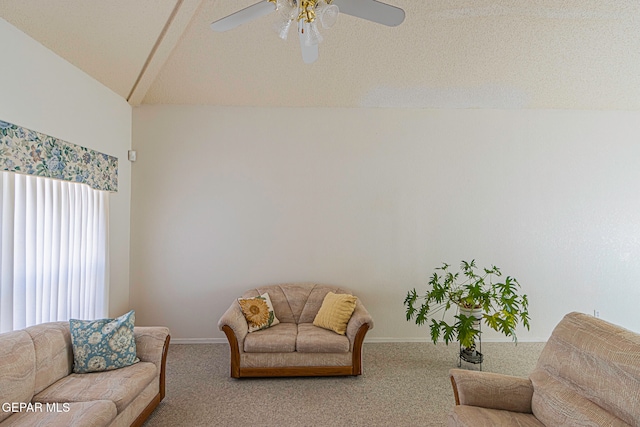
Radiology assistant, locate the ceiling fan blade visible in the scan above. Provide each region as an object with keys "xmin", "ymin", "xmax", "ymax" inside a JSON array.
[
  {"xmin": 210, "ymin": 1, "xmax": 277, "ymax": 32},
  {"xmin": 299, "ymin": 30, "xmax": 319, "ymax": 64},
  {"xmin": 332, "ymin": 0, "xmax": 405, "ymax": 27}
]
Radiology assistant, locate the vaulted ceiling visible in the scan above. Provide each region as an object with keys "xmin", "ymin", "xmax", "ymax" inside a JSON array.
[{"xmin": 1, "ymin": 0, "xmax": 639, "ymax": 109}]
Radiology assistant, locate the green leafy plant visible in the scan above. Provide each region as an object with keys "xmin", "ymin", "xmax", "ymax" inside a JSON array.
[{"xmin": 404, "ymin": 260, "xmax": 530, "ymax": 349}]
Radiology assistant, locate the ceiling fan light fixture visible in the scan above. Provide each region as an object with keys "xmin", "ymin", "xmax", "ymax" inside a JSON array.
[
  {"xmin": 276, "ymin": 0, "xmax": 297, "ymax": 19},
  {"xmin": 274, "ymin": 17, "xmax": 294, "ymax": 40},
  {"xmin": 274, "ymin": 0, "xmax": 336, "ymax": 46},
  {"xmin": 273, "ymin": 0, "xmax": 297, "ymax": 40},
  {"xmin": 302, "ymin": 20, "xmax": 323, "ymax": 46},
  {"xmin": 299, "ymin": 0, "xmax": 318, "ymax": 24},
  {"xmin": 316, "ymin": 1, "xmax": 339, "ymax": 29}
]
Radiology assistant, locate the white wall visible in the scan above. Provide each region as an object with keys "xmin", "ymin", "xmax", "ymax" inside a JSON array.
[
  {"xmin": 0, "ymin": 18, "xmax": 132, "ymax": 317},
  {"xmin": 131, "ymin": 105, "xmax": 640, "ymax": 342}
]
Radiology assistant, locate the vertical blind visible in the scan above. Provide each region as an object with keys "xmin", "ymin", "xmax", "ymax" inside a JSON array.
[{"xmin": 0, "ymin": 171, "xmax": 109, "ymax": 333}]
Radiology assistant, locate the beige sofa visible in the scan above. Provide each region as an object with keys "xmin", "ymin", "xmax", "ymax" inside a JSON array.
[
  {"xmin": 449, "ymin": 312, "xmax": 640, "ymax": 426},
  {"xmin": 218, "ymin": 283, "xmax": 374, "ymax": 378},
  {"xmin": 0, "ymin": 321, "xmax": 170, "ymax": 427}
]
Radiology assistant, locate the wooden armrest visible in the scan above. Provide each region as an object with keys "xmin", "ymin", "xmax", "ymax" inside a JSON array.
[
  {"xmin": 217, "ymin": 300, "xmax": 249, "ymax": 350},
  {"xmin": 346, "ymin": 299, "xmax": 374, "ymax": 347}
]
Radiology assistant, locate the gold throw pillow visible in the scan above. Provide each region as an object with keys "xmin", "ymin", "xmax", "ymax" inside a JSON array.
[{"xmin": 313, "ymin": 292, "xmax": 357, "ymax": 335}]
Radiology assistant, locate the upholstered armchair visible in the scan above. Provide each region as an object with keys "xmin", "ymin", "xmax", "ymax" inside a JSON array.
[{"xmin": 448, "ymin": 312, "xmax": 640, "ymax": 426}]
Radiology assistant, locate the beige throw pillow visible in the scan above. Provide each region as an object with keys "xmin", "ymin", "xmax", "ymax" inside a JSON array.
[
  {"xmin": 238, "ymin": 293, "xmax": 280, "ymax": 333},
  {"xmin": 313, "ymin": 292, "xmax": 357, "ymax": 335}
]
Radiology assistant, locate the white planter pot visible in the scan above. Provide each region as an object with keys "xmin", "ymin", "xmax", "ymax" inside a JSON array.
[
  {"xmin": 459, "ymin": 306, "xmax": 482, "ymax": 328},
  {"xmin": 459, "ymin": 306, "xmax": 482, "ymax": 320}
]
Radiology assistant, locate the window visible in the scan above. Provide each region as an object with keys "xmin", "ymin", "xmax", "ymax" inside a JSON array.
[{"xmin": 0, "ymin": 171, "xmax": 109, "ymax": 332}]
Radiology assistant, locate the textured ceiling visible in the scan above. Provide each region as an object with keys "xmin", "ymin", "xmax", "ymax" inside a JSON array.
[{"xmin": 1, "ymin": 0, "xmax": 639, "ymax": 109}]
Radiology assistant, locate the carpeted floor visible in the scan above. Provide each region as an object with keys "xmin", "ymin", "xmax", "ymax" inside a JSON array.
[{"xmin": 143, "ymin": 342, "xmax": 545, "ymax": 427}]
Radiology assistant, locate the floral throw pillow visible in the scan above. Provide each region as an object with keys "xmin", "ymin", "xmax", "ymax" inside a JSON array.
[
  {"xmin": 237, "ymin": 293, "xmax": 280, "ymax": 332},
  {"xmin": 69, "ymin": 310, "xmax": 139, "ymax": 373}
]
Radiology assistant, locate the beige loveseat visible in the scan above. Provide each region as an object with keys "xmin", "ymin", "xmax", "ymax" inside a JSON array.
[
  {"xmin": 449, "ymin": 312, "xmax": 640, "ymax": 426},
  {"xmin": 0, "ymin": 321, "xmax": 170, "ymax": 427},
  {"xmin": 218, "ymin": 283, "xmax": 374, "ymax": 378}
]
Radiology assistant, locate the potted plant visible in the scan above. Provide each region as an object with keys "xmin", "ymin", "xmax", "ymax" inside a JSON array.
[{"xmin": 404, "ymin": 260, "xmax": 530, "ymax": 363}]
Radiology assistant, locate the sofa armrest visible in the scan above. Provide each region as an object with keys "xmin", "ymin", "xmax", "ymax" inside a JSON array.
[
  {"xmin": 135, "ymin": 326, "xmax": 170, "ymax": 366},
  {"xmin": 134, "ymin": 326, "xmax": 170, "ymax": 399},
  {"xmin": 217, "ymin": 301, "xmax": 249, "ymax": 353},
  {"xmin": 346, "ymin": 299, "xmax": 374, "ymax": 348},
  {"xmin": 449, "ymin": 369, "xmax": 533, "ymax": 413}
]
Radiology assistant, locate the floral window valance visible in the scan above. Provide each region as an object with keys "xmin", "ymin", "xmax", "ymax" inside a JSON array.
[{"xmin": 0, "ymin": 120, "xmax": 117, "ymax": 192}]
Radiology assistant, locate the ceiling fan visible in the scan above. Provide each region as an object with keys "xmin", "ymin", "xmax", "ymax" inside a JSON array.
[{"xmin": 210, "ymin": 0, "xmax": 405, "ymax": 64}]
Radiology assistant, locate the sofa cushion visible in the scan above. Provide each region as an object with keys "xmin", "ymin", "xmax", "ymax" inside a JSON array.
[
  {"xmin": 246, "ymin": 284, "xmax": 355, "ymax": 324},
  {"xmin": 252, "ymin": 284, "xmax": 313, "ymax": 324},
  {"xmin": 530, "ymin": 370, "xmax": 629, "ymax": 427},
  {"xmin": 241, "ymin": 351, "xmax": 352, "ymax": 368},
  {"xmin": 244, "ymin": 323, "xmax": 297, "ymax": 353},
  {"xmin": 313, "ymin": 292, "xmax": 357, "ymax": 335},
  {"xmin": 238, "ymin": 293, "xmax": 280, "ymax": 332},
  {"xmin": 33, "ymin": 361, "xmax": 157, "ymax": 414},
  {"xmin": 296, "ymin": 323, "xmax": 350, "ymax": 353},
  {"xmin": 0, "ymin": 330, "xmax": 36, "ymax": 423},
  {"xmin": 448, "ymin": 406, "xmax": 544, "ymax": 427},
  {"xmin": 298, "ymin": 285, "xmax": 354, "ymax": 324},
  {"xmin": 69, "ymin": 310, "xmax": 139, "ymax": 373},
  {"xmin": 0, "ymin": 400, "xmax": 117, "ymax": 427},
  {"xmin": 25, "ymin": 321, "xmax": 73, "ymax": 394}
]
